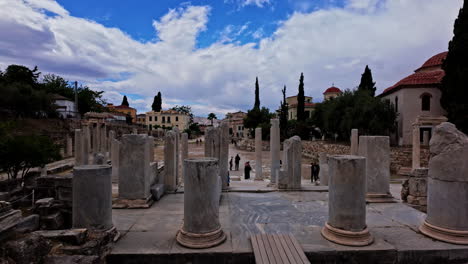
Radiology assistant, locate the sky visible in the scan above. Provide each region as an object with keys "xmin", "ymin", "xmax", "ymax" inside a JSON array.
[{"xmin": 0, "ymin": 0, "xmax": 463, "ymax": 117}]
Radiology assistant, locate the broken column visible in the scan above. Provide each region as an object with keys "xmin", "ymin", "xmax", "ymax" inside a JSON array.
[
  {"xmin": 83, "ymin": 124, "xmax": 91, "ymax": 154},
  {"xmin": 181, "ymin": 133, "xmax": 188, "ymax": 182},
  {"xmin": 419, "ymin": 122, "xmax": 468, "ymax": 245},
  {"xmin": 321, "ymin": 155, "xmax": 373, "ymax": 246},
  {"xmin": 255, "ymin": 127, "xmax": 263, "ymax": 180},
  {"xmin": 173, "ymin": 127, "xmax": 180, "ymax": 185},
  {"xmin": 100, "ymin": 124, "xmax": 107, "ymax": 153},
  {"xmin": 412, "ymin": 124, "xmax": 420, "ymax": 170},
  {"xmin": 204, "ymin": 127, "xmax": 219, "ymax": 159},
  {"xmin": 278, "ymin": 136, "xmax": 302, "ymax": 190},
  {"xmin": 108, "ymin": 130, "xmax": 115, "ymax": 159},
  {"xmin": 164, "ymin": 131, "xmax": 177, "ymax": 191},
  {"xmin": 350, "ymin": 129, "xmax": 358, "ymax": 155},
  {"xmin": 73, "ymin": 165, "xmax": 113, "ymax": 230},
  {"xmin": 111, "ymin": 138, "xmax": 120, "ymax": 183},
  {"xmin": 74, "ymin": 129, "xmax": 84, "ymax": 166},
  {"xmin": 358, "ymin": 136, "xmax": 394, "ymax": 203},
  {"xmin": 270, "ymin": 119, "xmax": 280, "ymax": 184},
  {"xmin": 318, "ymin": 152, "xmax": 329, "ymax": 186},
  {"xmin": 176, "ymin": 158, "xmax": 226, "ymax": 248},
  {"xmin": 66, "ymin": 134, "xmax": 73, "ymax": 157},
  {"xmin": 219, "ymin": 122, "xmax": 229, "ymax": 190},
  {"xmin": 118, "ymin": 134, "xmax": 152, "ymax": 201}
]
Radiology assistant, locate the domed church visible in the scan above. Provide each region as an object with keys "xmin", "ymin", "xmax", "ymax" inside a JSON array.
[{"xmin": 379, "ymin": 52, "xmax": 448, "ymax": 146}]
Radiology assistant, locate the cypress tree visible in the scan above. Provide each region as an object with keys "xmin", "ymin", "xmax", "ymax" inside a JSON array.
[
  {"xmin": 254, "ymin": 77, "xmax": 260, "ymax": 110},
  {"xmin": 441, "ymin": 1, "xmax": 468, "ymax": 134},
  {"xmin": 296, "ymin": 73, "xmax": 305, "ymax": 121},
  {"xmin": 121, "ymin": 95, "xmax": 129, "ymax": 107},
  {"xmin": 152, "ymin": 92, "xmax": 162, "ymax": 112},
  {"xmin": 358, "ymin": 65, "xmax": 377, "ymax": 96},
  {"xmin": 280, "ymin": 85, "xmax": 288, "ymax": 139}
]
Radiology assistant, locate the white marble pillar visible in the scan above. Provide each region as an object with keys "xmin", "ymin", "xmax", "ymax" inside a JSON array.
[
  {"xmin": 176, "ymin": 158, "xmax": 226, "ymax": 248},
  {"xmin": 164, "ymin": 131, "xmax": 177, "ymax": 191},
  {"xmin": 74, "ymin": 129, "xmax": 84, "ymax": 166},
  {"xmin": 173, "ymin": 127, "xmax": 180, "ymax": 186},
  {"xmin": 270, "ymin": 119, "xmax": 280, "ymax": 184},
  {"xmin": 83, "ymin": 124, "xmax": 91, "ymax": 154},
  {"xmin": 358, "ymin": 136, "xmax": 393, "ymax": 202},
  {"xmin": 350, "ymin": 129, "xmax": 358, "ymax": 155},
  {"xmin": 420, "ymin": 122, "xmax": 468, "ymax": 245},
  {"xmin": 66, "ymin": 135, "xmax": 73, "ymax": 157},
  {"xmin": 219, "ymin": 123, "xmax": 229, "ymax": 190},
  {"xmin": 412, "ymin": 124, "xmax": 420, "ymax": 170},
  {"xmin": 321, "ymin": 155, "xmax": 373, "ymax": 246},
  {"xmin": 318, "ymin": 152, "xmax": 329, "ymax": 186},
  {"xmin": 278, "ymin": 136, "xmax": 301, "ymax": 189},
  {"xmin": 181, "ymin": 133, "xmax": 188, "ymax": 182},
  {"xmin": 111, "ymin": 138, "xmax": 120, "ymax": 183},
  {"xmin": 108, "ymin": 130, "xmax": 115, "ymax": 159},
  {"xmin": 255, "ymin": 127, "xmax": 263, "ymax": 180}
]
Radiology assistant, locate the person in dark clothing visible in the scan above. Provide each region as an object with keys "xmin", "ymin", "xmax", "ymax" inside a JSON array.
[
  {"xmin": 235, "ymin": 154, "xmax": 241, "ymax": 170},
  {"xmin": 244, "ymin": 162, "xmax": 252, "ymax": 180},
  {"xmin": 311, "ymin": 162, "xmax": 320, "ymax": 184},
  {"xmin": 229, "ymin": 157, "xmax": 233, "ymax": 171}
]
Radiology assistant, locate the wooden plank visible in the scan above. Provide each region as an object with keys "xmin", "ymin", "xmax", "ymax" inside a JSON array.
[
  {"xmin": 287, "ymin": 234, "xmax": 310, "ymax": 264},
  {"xmin": 267, "ymin": 234, "xmax": 284, "ymax": 264},
  {"xmin": 256, "ymin": 234, "xmax": 270, "ymax": 264},
  {"xmin": 272, "ymin": 234, "xmax": 291, "ymax": 264},
  {"xmin": 281, "ymin": 234, "xmax": 303, "ymax": 264},
  {"xmin": 277, "ymin": 234, "xmax": 298, "ymax": 264},
  {"xmin": 251, "ymin": 235, "xmax": 265, "ymax": 264},
  {"xmin": 260, "ymin": 234, "xmax": 277, "ymax": 264}
]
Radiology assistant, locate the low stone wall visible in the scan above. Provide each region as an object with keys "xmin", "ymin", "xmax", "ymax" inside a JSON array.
[{"xmin": 401, "ymin": 168, "xmax": 428, "ymax": 212}]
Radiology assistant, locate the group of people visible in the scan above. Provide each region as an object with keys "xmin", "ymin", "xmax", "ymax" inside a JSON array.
[{"xmin": 194, "ymin": 139, "xmax": 203, "ymax": 144}]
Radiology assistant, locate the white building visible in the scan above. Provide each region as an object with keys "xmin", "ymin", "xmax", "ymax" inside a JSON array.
[{"xmin": 53, "ymin": 94, "xmax": 77, "ymax": 118}]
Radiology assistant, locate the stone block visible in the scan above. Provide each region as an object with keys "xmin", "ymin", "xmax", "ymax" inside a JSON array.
[
  {"xmin": 41, "ymin": 212, "xmax": 64, "ymax": 230},
  {"xmin": 408, "ymin": 177, "xmax": 427, "ymax": 197},
  {"xmin": 34, "ymin": 228, "xmax": 88, "ymax": 245},
  {"xmin": 14, "ymin": 214, "xmax": 40, "ymax": 233},
  {"xmin": 4, "ymin": 233, "xmax": 51, "ymax": 264},
  {"xmin": 36, "ymin": 197, "xmax": 54, "ymax": 207},
  {"xmin": 150, "ymin": 184, "xmax": 165, "ymax": 201},
  {"xmin": 44, "ymin": 255, "xmax": 100, "ymax": 264}
]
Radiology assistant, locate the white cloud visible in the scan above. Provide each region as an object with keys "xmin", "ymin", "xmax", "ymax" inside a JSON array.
[
  {"xmin": 243, "ymin": 0, "xmax": 271, "ymax": 8},
  {"xmin": 0, "ymin": 0, "xmax": 463, "ymax": 117}
]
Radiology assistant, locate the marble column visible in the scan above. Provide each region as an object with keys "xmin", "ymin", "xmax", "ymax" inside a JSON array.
[
  {"xmin": 219, "ymin": 122, "xmax": 229, "ymax": 190},
  {"xmin": 255, "ymin": 127, "xmax": 263, "ymax": 180},
  {"xmin": 423, "ymin": 131, "xmax": 430, "ymax": 146},
  {"xmin": 108, "ymin": 130, "xmax": 116, "ymax": 160},
  {"xmin": 74, "ymin": 129, "xmax": 84, "ymax": 166},
  {"xmin": 164, "ymin": 131, "xmax": 177, "ymax": 191},
  {"xmin": 173, "ymin": 127, "xmax": 180, "ymax": 185},
  {"xmin": 278, "ymin": 136, "xmax": 301, "ymax": 189},
  {"xmin": 321, "ymin": 155, "xmax": 373, "ymax": 246},
  {"xmin": 350, "ymin": 129, "xmax": 359, "ymax": 155},
  {"xmin": 181, "ymin": 133, "xmax": 188, "ymax": 182},
  {"xmin": 176, "ymin": 158, "xmax": 226, "ymax": 248},
  {"xmin": 412, "ymin": 124, "xmax": 420, "ymax": 170},
  {"xmin": 148, "ymin": 136, "xmax": 155, "ymax": 163},
  {"xmin": 358, "ymin": 136, "xmax": 394, "ymax": 203},
  {"xmin": 66, "ymin": 135, "xmax": 73, "ymax": 157},
  {"xmin": 318, "ymin": 152, "xmax": 329, "ymax": 186},
  {"xmin": 204, "ymin": 127, "xmax": 219, "ymax": 159},
  {"xmin": 83, "ymin": 124, "xmax": 91, "ymax": 154},
  {"xmin": 73, "ymin": 165, "xmax": 113, "ymax": 230},
  {"xmin": 111, "ymin": 138, "xmax": 120, "ymax": 183},
  {"xmin": 100, "ymin": 124, "xmax": 107, "ymax": 153},
  {"xmin": 419, "ymin": 122, "xmax": 468, "ymax": 245},
  {"xmin": 118, "ymin": 134, "xmax": 152, "ymax": 200},
  {"xmin": 270, "ymin": 119, "xmax": 280, "ymax": 184}
]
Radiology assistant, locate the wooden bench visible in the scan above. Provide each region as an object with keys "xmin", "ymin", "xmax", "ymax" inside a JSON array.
[{"xmin": 250, "ymin": 234, "xmax": 310, "ymax": 264}]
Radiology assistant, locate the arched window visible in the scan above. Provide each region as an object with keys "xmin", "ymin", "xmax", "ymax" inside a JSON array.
[
  {"xmin": 395, "ymin": 96, "xmax": 399, "ymax": 112},
  {"xmin": 421, "ymin": 93, "xmax": 432, "ymax": 111}
]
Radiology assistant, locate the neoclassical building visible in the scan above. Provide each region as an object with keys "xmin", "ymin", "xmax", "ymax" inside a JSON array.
[
  {"xmin": 286, "ymin": 95, "xmax": 315, "ymax": 120},
  {"xmin": 379, "ymin": 51, "xmax": 448, "ymax": 146},
  {"xmin": 323, "ymin": 86, "xmax": 343, "ymax": 100},
  {"xmin": 225, "ymin": 111, "xmax": 247, "ymax": 138},
  {"xmin": 145, "ymin": 109, "xmax": 190, "ymax": 130}
]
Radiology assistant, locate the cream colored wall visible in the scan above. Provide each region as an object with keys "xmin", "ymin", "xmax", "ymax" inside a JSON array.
[
  {"xmin": 145, "ymin": 111, "xmax": 189, "ymax": 130},
  {"xmin": 382, "ymin": 87, "xmax": 446, "ymax": 145}
]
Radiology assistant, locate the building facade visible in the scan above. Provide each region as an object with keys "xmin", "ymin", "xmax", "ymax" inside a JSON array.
[
  {"xmin": 323, "ymin": 86, "xmax": 343, "ymax": 100},
  {"xmin": 286, "ymin": 96, "xmax": 315, "ymax": 120},
  {"xmin": 52, "ymin": 94, "xmax": 77, "ymax": 118},
  {"xmin": 379, "ymin": 51, "xmax": 448, "ymax": 146},
  {"xmin": 146, "ymin": 110, "xmax": 190, "ymax": 130},
  {"xmin": 225, "ymin": 111, "xmax": 247, "ymax": 138},
  {"xmin": 107, "ymin": 103, "xmax": 137, "ymax": 122},
  {"xmin": 136, "ymin": 114, "xmax": 146, "ymax": 126}
]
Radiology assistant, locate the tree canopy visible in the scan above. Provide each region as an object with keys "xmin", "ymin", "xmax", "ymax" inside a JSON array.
[
  {"xmin": 171, "ymin": 105, "xmax": 194, "ymax": 124},
  {"xmin": 441, "ymin": 1, "xmax": 468, "ymax": 134},
  {"xmin": 358, "ymin": 65, "xmax": 377, "ymax": 96},
  {"xmin": 207, "ymin": 113, "xmax": 217, "ymax": 126}
]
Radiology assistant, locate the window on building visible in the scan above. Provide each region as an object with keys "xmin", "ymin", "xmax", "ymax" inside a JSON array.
[
  {"xmin": 162, "ymin": 116, "xmax": 165, "ymax": 123},
  {"xmin": 168, "ymin": 116, "xmax": 171, "ymax": 123},
  {"xmin": 421, "ymin": 93, "xmax": 431, "ymax": 111},
  {"xmin": 395, "ymin": 96, "xmax": 398, "ymax": 112},
  {"xmin": 155, "ymin": 116, "xmax": 158, "ymax": 122},
  {"xmin": 149, "ymin": 116, "xmax": 152, "ymax": 122},
  {"xmin": 176, "ymin": 116, "xmax": 179, "ymax": 122}
]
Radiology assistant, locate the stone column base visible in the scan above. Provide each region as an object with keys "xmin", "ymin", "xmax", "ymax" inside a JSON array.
[
  {"xmin": 321, "ymin": 222, "xmax": 373, "ymax": 247},
  {"xmin": 366, "ymin": 193, "xmax": 396, "ymax": 203},
  {"xmin": 419, "ymin": 220, "xmax": 468, "ymax": 245},
  {"xmin": 176, "ymin": 227, "xmax": 226, "ymax": 249}
]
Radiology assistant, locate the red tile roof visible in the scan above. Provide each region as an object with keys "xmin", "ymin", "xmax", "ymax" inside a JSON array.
[
  {"xmin": 115, "ymin": 105, "xmax": 135, "ymax": 110},
  {"xmin": 323, "ymin": 86, "xmax": 342, "ymax": 94},
  {"xmin": 415, "ymin": 51, "xmax": 448, "ymax": 72}
]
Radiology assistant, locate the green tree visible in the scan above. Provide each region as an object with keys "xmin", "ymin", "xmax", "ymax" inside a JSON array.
[
  {"xmin": 358, "ymin": 65, "xmax": 377, "ymax": 96},
  {"xmin": 297, "ymin": 73, "xmax": 306, "ymax": 121},
  {"xmin": 152, "ymin": 92, "xmax": 162, "ymax": 112},
  {"xmin": 207, "ymin": 113, "xmax": 217, "ymax": 126},
  {"xmin": 171, "ymin": 105, "xmax": 194, "ymax": 124},
  {"xmin": 254, "ymin": 77, "xmax": 260, "ymax": 110},
  {"xmin": 121, "ymin": 95, "xmax": 129, "ymax": 107},
  {"xmin": 279, "ymin": 85, "xmax": 289, "ymax": 140},
  {"xmin": 441, "ymin": 1, "xmax": 468, "ymax": 134}
]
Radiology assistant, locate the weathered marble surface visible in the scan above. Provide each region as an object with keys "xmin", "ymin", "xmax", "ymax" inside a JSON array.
[
  {"xmin": 255, "ymin": 128, "xmax": 263, "ymax": 180},
  {"xmin": 270, "ymin": 119, "xmax": 280, "ymax": 184},
  {"xmin": 358, "ymin": 136, "xmax": 391, "ymax": 196}
]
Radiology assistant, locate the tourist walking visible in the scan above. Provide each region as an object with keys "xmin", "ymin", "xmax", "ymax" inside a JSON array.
[
  {"xmin": 311, "ymin": 162, "xmax": 320, "ymax": 185},
  {"xmin": 229, "ymin": 157, "xmax": 233, "ymax": 171},
  {"xmin": 244, "ymin": 161, "xmax": 252, "ymax": 180},
  {"xmin": 235, "ymin": 154, "xmax": 241, "ymax": 170}
]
